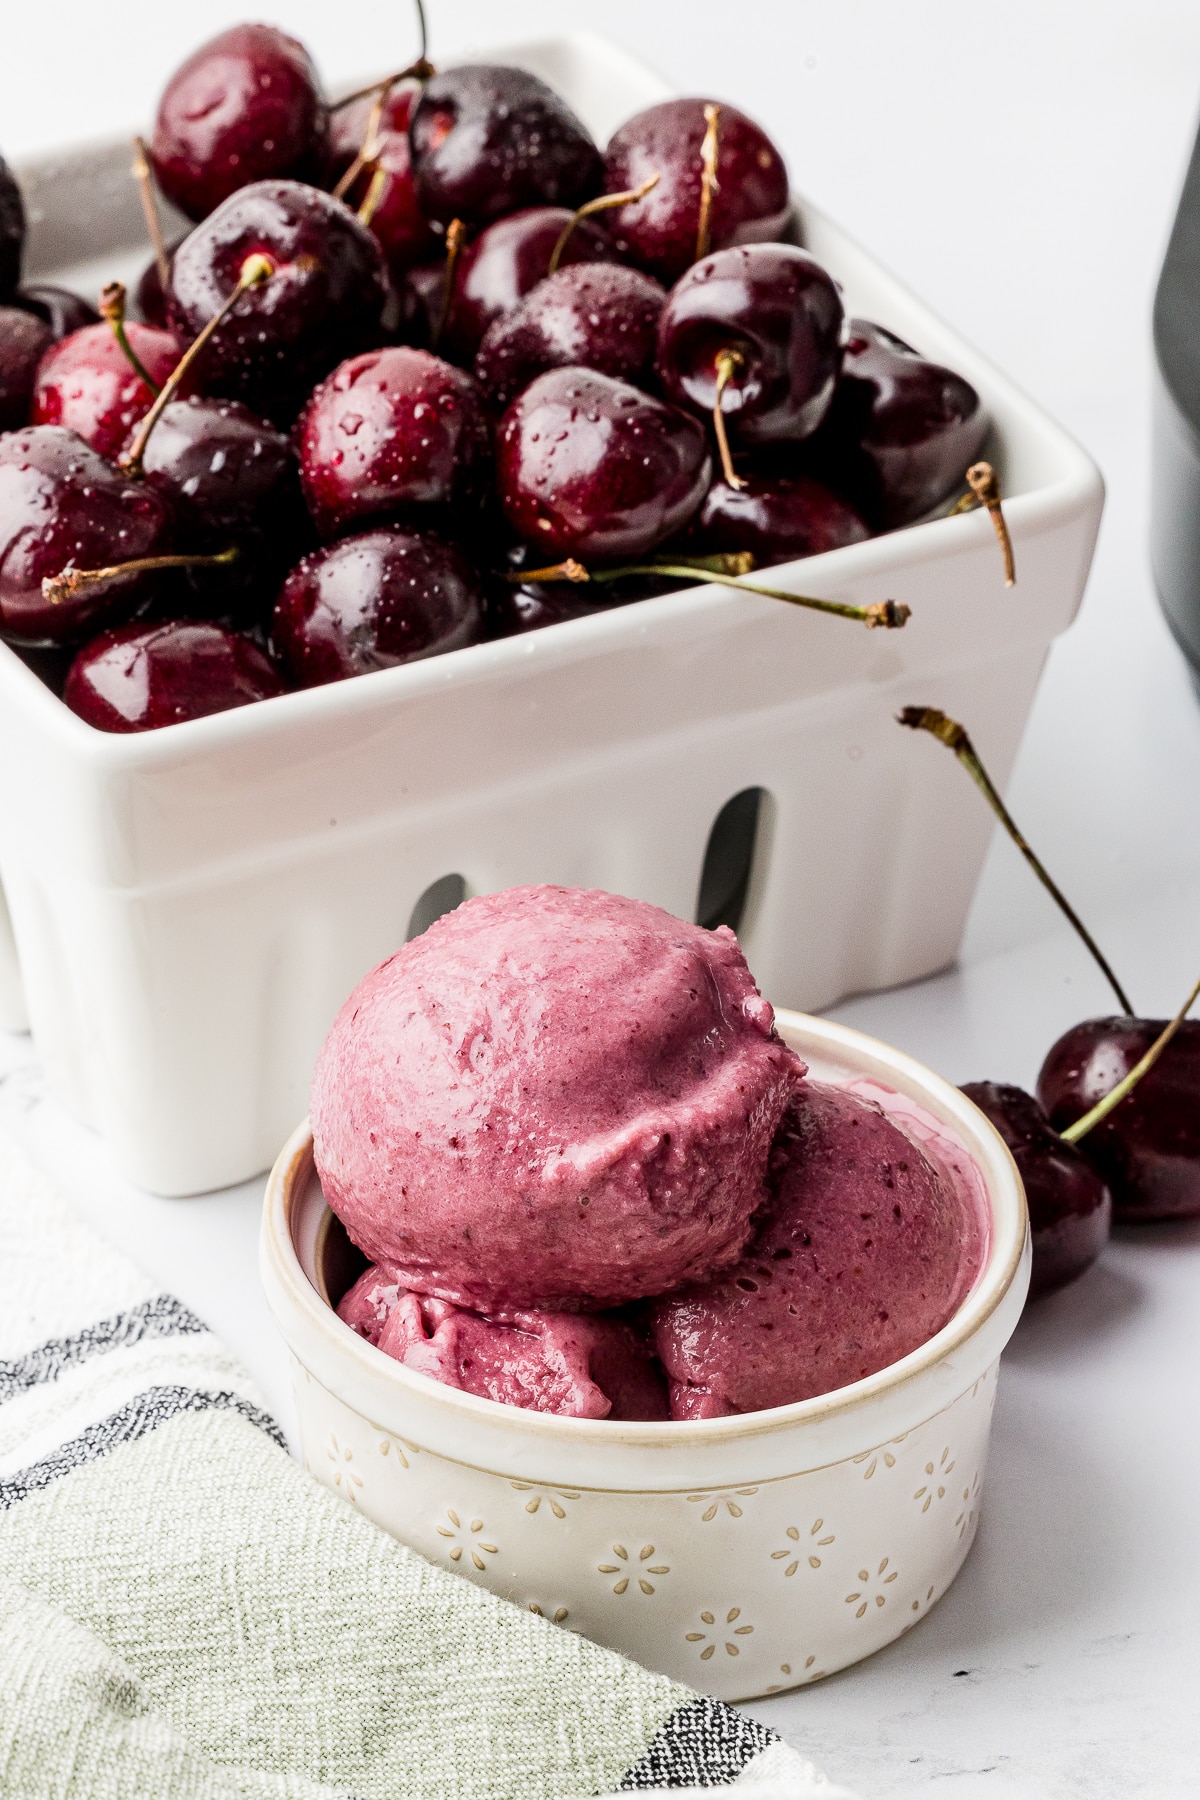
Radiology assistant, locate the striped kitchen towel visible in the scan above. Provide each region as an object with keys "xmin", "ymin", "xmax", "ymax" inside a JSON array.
[{"xmin": 0, "ymin": 1128, "xmax": 855, "ymax": 1800}]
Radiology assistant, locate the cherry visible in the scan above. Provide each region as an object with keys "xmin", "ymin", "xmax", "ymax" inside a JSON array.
[
  {"xmin": 0, "ymin": 426, "xmax": 172, "ymax": 644},
  {"xmin": 0, "ymin": 152, "xmax": 23, "ymax": 300},
  {"xmin": 0, "ymin": 306, "xmax": 53, "ymax": 430},
  {"xmin": 15, "ymin": 286, "xmax": 100, "ymax": 339},
  {"xmin": 327, "ymin": 79, "xmax": 438, "ymax": 276},
  {"xmin": 686, "ymin": 466, "xmax": 870, "ymax": 566},
  {"xmin": 486, "ymin": 574, "xmax": 613, "ymax": 639},
  {"xmin": 167, "ymin": 180, "xmax": 389, "ymax": 421},
  {"xmin": 297, "ymin": 345, "xmax": 489, "ymax": 540},
  {"xmin": 961, "ymin": 1082, "xmax": 1111, "ymax": 1296},
  {"xmin": 804, "ymin": 320, "xmax": 988, "ymax": 528},
  {"xmin": 150, "ymin": 25, "xmax": 328, "ymax": 222},
  {"xmin": 272, "ymin": 527, "xmax": 483, "ymax": 686},
  {"xmin": 409, "ymin": 65, "xmax": 603, "ymax": 228},
  {"xmin": 31, "ymin": 321, "xmax": 185, "ymax": 462},
  {"xmin": 474, "ymin": 262, "xmax": 665, "ymax": 412},
  {"xmin": 64, "ymin": 619, "xmax": 285, "ymax": 731},
  {"xmin": 437, "ymin": 205, "xmax": 615, "ymax": 364},
  {"xmin": 496, "ymin": 366, "xmax": 711, "ymax": 563},
  {"xmin": 603, "ymin": 98, "xmax": 790, "ymax": 285},
  {"xmin": 133, "ymin": 244, "xmax": 184, "ymax": 329},
  {"xmin": 1038, "ymin": 1020, "xmax": 1200, "ymax": 1222},
  {"xmin": 656, "ymin": 243, "xmax": 843, "ymax": 447}
]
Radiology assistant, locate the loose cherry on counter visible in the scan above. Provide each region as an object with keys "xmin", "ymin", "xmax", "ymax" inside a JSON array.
[
  {"xmin": 0, "ymin": 425, "xmax": 173, "ymax": 644},
  {"xmin": 297, "ymin": 345, "xmax": 490, "ymax": 539},
  {"xmin": 603, "ymin": 98, "xmax": 790, "ymax": 285},
  {"xmin": 687, "ymin": 466, "xmax": 870, "ymax": 566},
  {"xmin": 0, "ymin": 152, "xmax": 23, "ymax": 301},
  {"xmin": 0, "ymin": 306, "xmax": 53, "ymax": 430},
  {"xmin": 64, "ymin": 619, "xmax": 286, "ymax": 731},
  {"xmin": 409, "ymin": 65, "xmax": 603, "ymax": 227},
  {"xmin": 150, "ymin": 25, "xmax": 329, "ymax": 221},
  {"xmin": 31, "ymin": 321, "xmax": 185, "ymax": 462},
  {"xmin": 474, "ymin": 262, "xmax": 666, "ymax": 412},
  {"xmin": 272, "ymin": 527, "xmax": 484, "ymax": 685},
  {"xmin": 167, "ymin": 180, "xmax": 389, "ymax": 420},
  {"xmin": 495, "ymin": 366, "xmax": 711, "ymax": 563},
  {"xmin": 16, "ymin": 286, "xmax": 100, "ymax": 339},
  {"xmin": 327, "ymin": 79, "xmax": 438, "ymax": 276}
]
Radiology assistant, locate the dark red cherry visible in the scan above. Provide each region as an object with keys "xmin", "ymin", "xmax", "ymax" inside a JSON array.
[
  {"xmin": 297, "ymin": 345, "xmax": 489, "ymax": 539},
  {"xmin": 31, "ymin": 321, "xmax": 185, "ymax": 462},
  {"xmin": 327, "ymin": 80, "xmax": 438, "ymax": 276},
  {"xmin": 133, "ymin": 244, "xmax": 183, "ymax": 328},
  {"xmin": 486, "ymin": 580, "xmax": 608, "ymax": 638},
  {"xmin": 496, "ymin": 366, "xmax": 711, "ymax": 563},
  {"xmin": 1037, "ymin": 1019, "xmax": 1200, "ymax": 1222},
  {"xmin": 0, "ymin": 426, "xmax": 173, "ymax": 644},
  {"xmin": 688, "ymin": 466, "xmax": 869, "ymax": 566},
  {"xmin": 409, "ymin": 65, "xmax": 603, "ymax": 228},
  {"xmin": 961, "ymin": 1081, "xmax": 1112, "ymax": 1297},
  {"xmin": 272, "ymin": 527, "xmax": 483, "ymax": 685},
  {"xmin": 656, "ymin": 244, "xmax": 843, "ymax": 445},
  {"xmin": 439, "ymin": 205, "xmax": 615, "ymax": 364},
  {"xmin": 65, "ymin": 619, "xmax": 285, "ymax": 731},
  {"xmin": 0, "ymin": 306, "xmax": 53, "ymax": 429},
  {"xmin": 167, "ymin": 180, "xmax": 389, "ymax": 421},
  {"xmin": 804, "ymin": 320, "xmax": 988, "ymax": 528},
  {"xmin": 603, "ymin": 98, "xmax": 790, "ymax": 285},
  {"xmin": 15, "ymin": 286, "xmax": 100, "ymax": 339},
  {"xmin": 0, "ymin": 152, "xmax": 24, "ymax": 300},
  {"xmin": 474, "ymin": 263, "xmax": 665, "ymax": 412},
  {"xmin": 150, "ymin": 25, "xmax": 328, "ymax": 222}
]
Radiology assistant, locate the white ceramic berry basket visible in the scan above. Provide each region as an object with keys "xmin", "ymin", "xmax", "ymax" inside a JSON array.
[
  {"xmin": 0, "ymin": 34, "xmax": 1102, "ymax": 1195},
  {"xmin": 260, "ymin": 1008, "xmax": 1029, "ymax": 1701}
]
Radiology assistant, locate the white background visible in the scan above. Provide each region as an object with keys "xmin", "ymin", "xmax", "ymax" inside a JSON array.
[{"xmin": 3, "ymin": 4, "xmax": 1200, "ymax": 1796}]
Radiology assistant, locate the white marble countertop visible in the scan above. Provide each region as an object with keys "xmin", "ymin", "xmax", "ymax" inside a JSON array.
[{"xmin": 4, "ymin": 1, "xmax": 1200, "ymax": 1795}]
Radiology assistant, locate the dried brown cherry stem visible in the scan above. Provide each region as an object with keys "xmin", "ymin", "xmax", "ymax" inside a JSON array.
[
  {"xmin": 712, "ymin": 348, "xmax": 747, "ymax": 490},
  {"xmin": 42, "ymin": 545, "xmax": 240, "ymax": 607},
  {"xmin": 357, "ymin": 165, "xmax": 389, "ymax": 228},
  {"xmin": 546, "ymin": 174, "xmax": 660, "ymax": 276},
  {"xmin": 332, "ymin": 84, "xmax": 390, "ymax": 202},
  {"xmin": 510, "ymin": 559, "xmax": 909, "ymax": 627},
  {"xmin": 131, "ymin": 137, "xmax": 170, "ymax": 292},
  {"xmin": 695, "ymin": 103, "xmax": 721, "ymax": 262},
  {"xmin": 897, "ymin": 705, "xmax": 1133, "ymax": 1013},
  {"xmin": 433, "ymin": 218, "xmax": 467, "ymax": 349},
  {"xmin": 1062, "ymin": 969, "xmax": 1200, "ymax": 1143},
  {"xmin": 98, "ymin": 282, "xmax": 161, "ymax": 394},
  {"xmin": 966, "ymin": 460, "xmax": 1015, "ymax": 587},
  {"xmin": 120, "ymin": 253, "xmax": 275, "ymax": 476}
]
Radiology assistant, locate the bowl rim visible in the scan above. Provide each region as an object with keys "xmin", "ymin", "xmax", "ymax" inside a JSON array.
[{"xmin": 261, "ymin": 1006, "xmax": 1029, "ymax": 1448}]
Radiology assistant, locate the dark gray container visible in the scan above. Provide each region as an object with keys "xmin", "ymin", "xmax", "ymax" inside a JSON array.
[{"xmin": 1153, "ymin": 112, "xmax": 1200, "ymax": 692}]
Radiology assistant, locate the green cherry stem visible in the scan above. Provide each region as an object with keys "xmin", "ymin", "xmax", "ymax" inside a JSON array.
[
  {"xmin": 1062, "ymin": 968, "xmax": 1200, "ymax": 1143},
  {"xmin": 510, "ymin": 558, "xmax": 910, "ymax": 628},
  {"xmin": 98, "ymin": 282, "xmax": 161, "ymax": 394},
  {"xmin": 546, "ymin": 174, "xmax": 660, "ymax": 276},
  {"xmin": 42, "ymin": 546, "xmax": 240, "ymax": 608}
]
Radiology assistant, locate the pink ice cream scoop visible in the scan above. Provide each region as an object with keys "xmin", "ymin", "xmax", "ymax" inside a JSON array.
[
  {"xmin": 652, "ymin": 1081, "xmax": 986, "ymax": 1418},
  {"xmin": 312, "ymin": 885, "xmax": 803, "ymax": 1311},
  {"xmin": 338, "ymin": 1264, "xmax": 668, "ymax": 1419}
]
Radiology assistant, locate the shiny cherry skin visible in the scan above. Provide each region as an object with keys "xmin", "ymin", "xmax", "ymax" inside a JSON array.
[
  {"xmin": 496, "ymin": 366, "xmax": 711, "ymax": 563},
  {"xmin": 486, "ymin": 578, "xmax": 610, "ymax": 638},
  {"xmin": 150, "ymin": 25, "xmax": 328, "ymax": 222},
  {"xmin": 64, "ymin": 619, "xmax": 285, "ymax": 731},
  {"xmin": 15, "ymin": 286, "xmax": 100, "ymax": 339},
  {"xmin": 31, "ymin": 321, "xmax": 185, "ymax": 462},
  {"xmin": 327, "ymin": 80, "xmax": 438, "ymax": 276},
  {"xmin": 297, "ymin": 346, "xmax": 490, "ymax": 539},
  {"xmin": 0, "ymin": 152, "xmax": 23, "ymax": 300},
  {"xmin": 168, "ymin": 180, "xmax": 389, "ymax": 421},
  {"xmin": 474, "ymin": 263, "xmax": 665, "ymax": 412},
  {"xmin": 961, "ymin": 1081, "xmax": 1112, "ymax": 1296},
  {"xmin": 804, "ymin": 320, "xmax": 988, "ymax": 528},
  {"xmin": 272, "ymin": 527, "xmax": 483, "ymax": 686},
  {"xmin": 688, "ymin": 466, "xmax": 870, "ymax": 566},
  {"xmin": 409, "ymin": 65, "xmax": 602, "ymax": 228},
  {"xmin": 133, "ymin": 244, "xmax": 184, "ymax": 328},
  {"xmin": 0, "ymin": 426, "xmax": 173, "ymax": 644},
  {"xmin": 0, "ymin": 306, "xmax": 53, "ymax": 430},
  {"xmin": 603, "ymin": 98, "xmax": 790, "ymax": 285},
  {"xmin": 656, "ymin": 243, "xmax": 843, "ymax": 445},
  {"xmin": 1038, "ymin": 1018, "xmax": 1200, "ymax": 1222},
  {"xmin": 439, "ymin": 205, "xmax": 615, "ymax": 364}
]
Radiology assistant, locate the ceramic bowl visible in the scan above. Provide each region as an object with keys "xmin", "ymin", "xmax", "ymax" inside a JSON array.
[{"xmin": 260, "ymin": 1008, "xmax": 1028, "ymax": 1700}]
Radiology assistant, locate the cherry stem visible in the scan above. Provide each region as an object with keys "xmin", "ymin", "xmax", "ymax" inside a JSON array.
[
  {"xmin": 1061, "ymin": 968, "xmax": 1200, "ymax": 1144},
  {"xmin": 120, "ymin": 253, "xmax": 274, "ymax": 477},
  {"xmin": 357, "ymin": 165, "xmax": 389, "ymax": 228},
  {"xmin": 433, "ymin": 219, "xmax": 467, "ymax": 350},
  {"xmin": 546, "ymin": 174, "xmax": 660, "ymax": 276},
  {"xmin": 897, "ymin": 706, "xmax": 1134, "ymax": 1014},
  {"xmin": 960, "ymin": 460, "xmax": 1016, "ymax": 587},
  {"xmin": 131, "ymin": 137, "xmax": 170, "ymax": 293},
  {"xmin": 98, "ymin": 282, "xmax": 160, "ymax": 395},
  {"xmin": 712, "ymin": 348, "xmax": 747, "ymax": 490},
  {"xmin": 332, "ymin": 85, "xmax": 389, "ymax": 202},
  {"xmin": 695, "ymin": 103, "xmax": 721, "ymax": 262},
  {"xmin": 42, "ymin": 546, "xmax": 240, "ymax": 607},
  {"xmin": 509, "ymin": 559, "xmax": 909, "ymax": 628},
  {"xmin": 331, "ymin": 52, "xmax": 434, "ymax": 113}
]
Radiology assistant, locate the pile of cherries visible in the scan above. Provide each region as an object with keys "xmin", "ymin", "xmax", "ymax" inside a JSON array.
[{"xmin": 0, "ymin": 23, "xmax": 987, "ymax": 731}]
